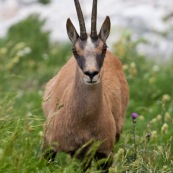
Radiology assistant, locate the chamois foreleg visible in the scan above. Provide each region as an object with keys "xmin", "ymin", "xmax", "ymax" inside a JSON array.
[
  {"xmin": 69, "ymin": 144, "xmax": 93, "ymax": 172},
  {"xmin": 41, "ymin": 140, "xmax": 57, "ymax": 163},
  {"xmin": 95, "ymin": 152, "xmax": 113, "ymax": 173},
  {"xmin": 43, "ymin": 149, "xmax": 57, "ymax": 163}
]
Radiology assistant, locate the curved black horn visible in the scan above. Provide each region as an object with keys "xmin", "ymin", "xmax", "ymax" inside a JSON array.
[
  {"xmin": 91, "ymin": 0, "xmax": 98, "ymax": 40},
  {"xmin": 74, "ymin": 0, "xmax": 87, "ymax": 40}
]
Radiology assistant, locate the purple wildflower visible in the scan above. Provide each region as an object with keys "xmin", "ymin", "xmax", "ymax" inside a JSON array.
[{"xmin": 132, "ymin": 112, "xmax": 138, "ymax": 119}]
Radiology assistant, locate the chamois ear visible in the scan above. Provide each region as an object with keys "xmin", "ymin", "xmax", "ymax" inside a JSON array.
[
  {"xmin": 66, "ymin": 18, "xmax": 79, "ymax": 44},
  {"xmin": 99, "ymin": 16, "xmax": 111, "ymax": 42}
]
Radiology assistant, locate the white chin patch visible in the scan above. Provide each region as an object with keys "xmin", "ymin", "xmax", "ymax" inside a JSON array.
[
  {"xmin": 84, "ymin": 81, "xmax": 98, "ymax": 86},
  {"xmin": 83, "ymin": 75, "xmax": 100, "ymax": 86}
]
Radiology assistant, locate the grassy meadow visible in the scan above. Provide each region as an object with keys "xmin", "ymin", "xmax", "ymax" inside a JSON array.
[{"xmin": 0, "ymin": 15, "xmax": 173, "ymax": 173}]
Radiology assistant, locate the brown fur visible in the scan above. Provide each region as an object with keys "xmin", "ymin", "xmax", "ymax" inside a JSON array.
[{"xmin": 42, "ymin": 50, "xmax": 129, "ymax": 158}]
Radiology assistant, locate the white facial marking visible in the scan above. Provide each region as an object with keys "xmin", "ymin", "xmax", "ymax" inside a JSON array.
[
  {"xmin": 84, "ymin": 37, "xmax": 97, "ymax": 70},
  {"xmin": 81, "ymin": 37, "xmax": 101, "ymax": 85},
  {"xmin": 85, "ymin": 37, "xmax": 95, "ymax": 52}
]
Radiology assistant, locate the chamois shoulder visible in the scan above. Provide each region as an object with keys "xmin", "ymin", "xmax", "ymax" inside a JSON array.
[
  {"xmin": 103, "ymin": 50, "xmax": 129, "ymax": 129},
  {"xmin": 103, "ymin": 50, "xmax": 129, "ymax": 108},
  {"xmin": 42, "ymin": 57, "xmax": 77, "ymax": 116},
  {"xmin": 104, "ymin": 51, "xmax": 123, "ymax": 72}
]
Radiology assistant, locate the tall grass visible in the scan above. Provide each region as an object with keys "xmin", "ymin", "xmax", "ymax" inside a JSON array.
[{"xmin": 0, "ymin": 15, "xmax": 173, "ymax": 172}]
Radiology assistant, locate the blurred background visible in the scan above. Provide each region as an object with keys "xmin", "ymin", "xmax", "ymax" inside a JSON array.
[
  {"xmin": 0, "ymin": 0, "xmax": 173, "ymax": 59},
  {"xmin": 0, "ymin": 1, "xmax": 173, "ymax": 172}
]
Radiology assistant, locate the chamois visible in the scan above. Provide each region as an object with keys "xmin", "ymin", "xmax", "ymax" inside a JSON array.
[{"xmin": 42, "ymin": 0, "xmax": 129, "ymax": 172}]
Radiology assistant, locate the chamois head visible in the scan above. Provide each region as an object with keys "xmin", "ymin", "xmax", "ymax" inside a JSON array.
[{"xmin": 66, "ymin": 0, "xmax": 111, "ymax": 85}]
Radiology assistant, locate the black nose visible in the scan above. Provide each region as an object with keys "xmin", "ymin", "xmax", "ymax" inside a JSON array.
[{"xmin": 84, "ymin": 70, "xmax": 99, "ymax": 80}]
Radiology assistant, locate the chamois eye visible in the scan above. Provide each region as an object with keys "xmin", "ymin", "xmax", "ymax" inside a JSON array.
[
  {"xmin": 102, "ymin": 44, "xmax": 107, "ymax": 54},
  {"xmin": 72, "ymin": 48, "xmax": 78, "ymax": 56}
]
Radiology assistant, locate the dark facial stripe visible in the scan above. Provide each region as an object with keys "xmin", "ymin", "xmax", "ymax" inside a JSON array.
[
  {"xmin": 96, "ymin": 43, "xmax": 107, "ymax": 69},
  {"xmin": 73, "ymin": 51, "xmax": 86, "ymax": 71},
  {"xmin": 77, "ymin": 55, "xmax": 86, "ymax": 71},
  {"xmin": 96, "ymin": 54, "xmax": 104, "ymax": 70},
  {"xmin": 102, "ymin": 43, "xmax": 107, "ymax": 54}
]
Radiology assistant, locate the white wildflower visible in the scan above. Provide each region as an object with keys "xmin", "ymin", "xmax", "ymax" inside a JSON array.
[{"xmin": 161, "ymin": 123, "xmax": 168, "ymax": 133}]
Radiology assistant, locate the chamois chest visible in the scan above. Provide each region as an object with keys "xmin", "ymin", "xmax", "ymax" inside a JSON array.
[
  {"xmin": 45, "ymin": 89, "xmax": 116, "ymax": 154},
  {"xmin": 56, "ymin": 105, "xmax": 115, "ymax": 154}
]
